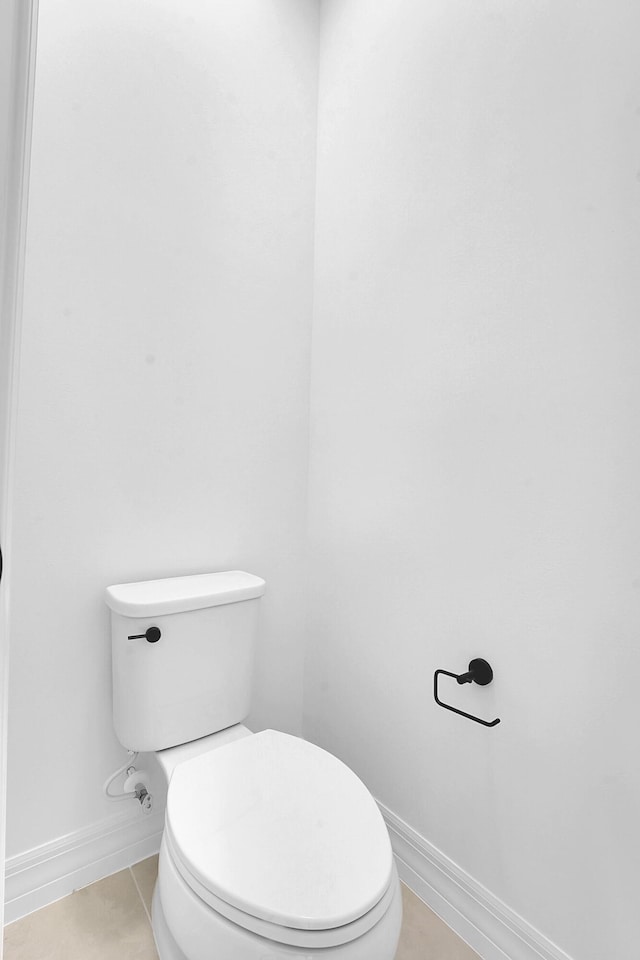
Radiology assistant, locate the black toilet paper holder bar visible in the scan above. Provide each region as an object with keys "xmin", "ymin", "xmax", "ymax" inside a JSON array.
[{"xmin": 433, "ymin": 658, "xmax": 500, "ymax": 727}]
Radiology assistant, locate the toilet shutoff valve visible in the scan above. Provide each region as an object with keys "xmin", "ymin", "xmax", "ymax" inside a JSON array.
[
  {"xmin": 124, "ymin": 768, "xmax": 153, "ymax": 813},
  {"xmin": 134, "ymin": 783, "xmax": 153, "ymax": 812},
  {"xmin": 104, "ymin": 753, "xmax": 153, "ymax": 813}
]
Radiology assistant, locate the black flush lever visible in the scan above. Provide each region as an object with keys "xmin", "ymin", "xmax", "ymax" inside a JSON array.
[
  {"xmin": 128, "ymin": 626, "xmax": 161, "ymax": 643},
  {"xmin": 434, "ymin": 658, "xmax": 500, "ymax": 727}
]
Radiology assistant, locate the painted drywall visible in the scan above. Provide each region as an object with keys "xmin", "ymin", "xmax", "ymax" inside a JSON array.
[
  {"xmin": 1, "ymin": 0, "xmax": 37, "ymax": 937},
  {"xmin": 0, "ymin": 0, "xmax": 17, "ymax": 936},
  {"xmin": 6, "ymin": 0, "xmax": 318, "ymax": 858},
  {"xmin": 0, "ymin": 6, "xmax": 12, "ymax": 255},
  {"xmin": 0, "ymin": 0, "xmax": 24, "ymax": 531},
  {"xmin": 305, "ymin": 3, "xmax": 640, "ymax": 960}
]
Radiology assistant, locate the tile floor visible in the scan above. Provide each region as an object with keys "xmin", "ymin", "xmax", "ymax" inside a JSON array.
[{"xmin": 3, "ymin": 856, "xmax": 480, "ymax": 960}]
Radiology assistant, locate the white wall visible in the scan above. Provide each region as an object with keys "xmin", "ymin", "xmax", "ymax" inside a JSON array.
[
  {"xmin": 0, "ymin": 0, "xmax": 18, "ymax": 935},
  {"xmin": 7, "ymin": 0, "xmax": 318, "ymax": 859},
  {"xmin": 305, "ymin": 3, "xmax": 640, "ymax": 960},
  {"xmin": 0, "ymin": 5, "xmax": 12, "ymax": 254},
  {"xmin": 1, "ymin": 0, "xmax": 37, "ymax": 934}
]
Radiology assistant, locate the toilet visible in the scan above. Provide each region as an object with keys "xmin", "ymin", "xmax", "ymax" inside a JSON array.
[{"xmin": 105, "ymin": 570, "xmax": 402, "ymax": 960}]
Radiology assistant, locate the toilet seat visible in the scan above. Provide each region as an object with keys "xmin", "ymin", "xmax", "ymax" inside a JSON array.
[
  {"xmin": 162, "ymin": 832, "xmax": 399, "ymax": 949},
  {"xmin": 165, "ymin": 730, "xmax": 394, "ymax": 944}
]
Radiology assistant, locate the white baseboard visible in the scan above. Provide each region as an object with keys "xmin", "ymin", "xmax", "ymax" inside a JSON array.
[
  {"xmin": 4, "ymin": 807, "xmax": 163, "ymax": 924},
  {"xmin": 379, "ymin": 801, "xmax": 574, "ymax": 960},
  {"xmin": 3, "ymin": 790, "xmax": 575, "ymax": 960}
]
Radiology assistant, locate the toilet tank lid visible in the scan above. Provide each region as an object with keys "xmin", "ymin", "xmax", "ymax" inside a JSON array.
[{"xmin": 105, "ymin": 571, "xmax": 266, "ymax": 618}]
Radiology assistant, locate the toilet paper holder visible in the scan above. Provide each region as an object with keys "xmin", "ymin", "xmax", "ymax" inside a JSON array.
[{"xmin": 433, "ymin": 658, "xmax": 501, "ymax": 727}]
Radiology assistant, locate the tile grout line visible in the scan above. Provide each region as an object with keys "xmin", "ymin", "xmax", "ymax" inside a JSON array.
[{"xmin": 129, "ymin": 866, "xmax": 153, "ymax": 927}]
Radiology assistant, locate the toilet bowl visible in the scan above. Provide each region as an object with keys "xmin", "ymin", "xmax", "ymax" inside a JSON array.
[
  {"xmin": 105, "ymin": 571, "xmax": 402, "ymax": 960},
  {"xmin": 152, "ymin": 726, "xmax": 402, "ymax": 960},
  {"xmin": 153, "ymin": 842, "xmax": 402, "ymax": 960}
]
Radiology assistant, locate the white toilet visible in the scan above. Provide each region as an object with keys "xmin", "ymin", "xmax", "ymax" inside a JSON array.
[{"xmin": 105, "ymin": 571, "xmax": 402, "ymax": 960}]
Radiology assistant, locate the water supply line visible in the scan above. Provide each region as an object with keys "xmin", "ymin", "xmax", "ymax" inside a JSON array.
[{"xmin": 103, "ymin": 751, "xmax": 153, "ymax": 812}]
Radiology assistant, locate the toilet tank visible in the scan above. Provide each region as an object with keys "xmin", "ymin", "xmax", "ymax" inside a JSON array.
[{"xmin": 105, "ymin": 571, "xmax": 266, "ymax": 752}]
